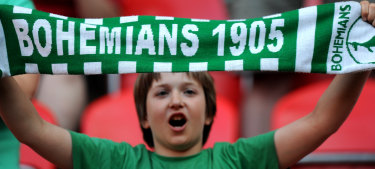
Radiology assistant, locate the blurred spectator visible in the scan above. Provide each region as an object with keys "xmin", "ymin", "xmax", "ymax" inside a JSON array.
[
  {"xmin": 33, "ymin": 0, "xmax": 76, "ymax": 16},
  {"xmin": 76, "ymin": 0, "xmax": 120, "ymax": 17},
  {"xmin": 36, "ymin": 75, "xmax": 87, "ymax": 131}
]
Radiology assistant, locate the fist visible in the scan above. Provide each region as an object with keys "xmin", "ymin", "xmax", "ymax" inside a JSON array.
[{"xmin": 361, "ymin": 0, "xmax": 375, "ymax": 26}]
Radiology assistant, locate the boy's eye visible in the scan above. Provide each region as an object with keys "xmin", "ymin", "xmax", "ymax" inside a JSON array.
[
  {"xmin": 184, "ymin": 89, "xmax": 196, "ymax": 95},
  {"xmin": 156, "ymin": 90, "xmax": 168, "ymax": 96}
]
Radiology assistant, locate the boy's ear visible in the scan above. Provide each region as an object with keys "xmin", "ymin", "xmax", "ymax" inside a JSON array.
[
  {"xmin": 205, "ymin": 116, "xmax": 213, "ymax": 125},
  {"xmin": 141, "ymin": 119, "xmax": 150, "ymax": 129}
]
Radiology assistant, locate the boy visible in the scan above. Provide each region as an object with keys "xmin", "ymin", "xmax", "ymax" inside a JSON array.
[{"xmin": 0, "ymin": 1, "xmax": 374, "ymax": 169}]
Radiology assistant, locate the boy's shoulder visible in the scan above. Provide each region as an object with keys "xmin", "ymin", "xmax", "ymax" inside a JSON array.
[
  {"xmin": 209, "ymin": 131, "xmax": 279, "ymax": 168},
  {"xmin": 70, "ymin": 131, "xmax": 151, "ymax": 168},
  {"xmin": 213, "ymin": 130, "xmax": 276, "ymax": 149}
]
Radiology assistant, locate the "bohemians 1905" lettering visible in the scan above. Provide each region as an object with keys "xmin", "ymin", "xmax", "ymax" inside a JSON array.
[
  {"xmin": 11, "ymin": 18, "xmax": 284, "ymax": 58},
  {"xmin": 212, "ymin": 19, "xmax": 285, "ymax": 56}
]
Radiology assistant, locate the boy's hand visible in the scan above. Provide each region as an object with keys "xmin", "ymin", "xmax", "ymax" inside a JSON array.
[{"xmin": 361, "ymin": 0, "xmax": 375, "ymax": 26}]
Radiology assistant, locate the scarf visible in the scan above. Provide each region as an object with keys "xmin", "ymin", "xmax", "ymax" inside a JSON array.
[{"xmin": 0, "ymin": 1, "xmax": 374, "ymax": 78}]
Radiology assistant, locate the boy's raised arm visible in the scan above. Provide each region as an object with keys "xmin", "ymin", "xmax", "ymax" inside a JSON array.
[
  {"xmin": 274, "ymin": 71, "xmax": 371, "ymax": 169},
  {"xmin": 274, "ymin": 1, "xmax": 374, "ymax": 168},
  {"xmin": 0, "ymin": 77, "xmax": 73, "ymax": 169}
]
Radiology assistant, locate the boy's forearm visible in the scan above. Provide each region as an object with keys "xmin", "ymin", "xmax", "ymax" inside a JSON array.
[
  {"xmin": 275, "ymin": 71, "xmax": 371, "ymax": 169},
  {"xmin": 312, "ymin": 71, "xmax": 371, "ymax": 134},
  {"xmin": 0, "ymin": 77, "xmax": 73, "ymax": 169},
  {"xmin": 0, "ymin": 77, "xmax": 44, "ymax": 144}
]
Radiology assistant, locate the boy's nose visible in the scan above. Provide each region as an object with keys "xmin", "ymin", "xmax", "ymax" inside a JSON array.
[{"xmin": 169, "ymin": 91, "xmax": 184, "ymax": 109}]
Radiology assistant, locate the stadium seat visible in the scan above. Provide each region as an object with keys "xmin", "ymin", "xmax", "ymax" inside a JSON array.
[
  {"xmin": 304, "ymin": 0, "xmax": 323, "ymax": 7},
  {"xmin": 81, "ymin": 88, "xmax": 144, "ymax": 147},
  {"xmin": 81, "ymin": 88, "xmax": 239, "ymax": 149},
  {"xmin": 19, "ymin": 100, "xmax": 57, "ymax": 169},
  {"xmin": 204, "ymin": 94, "xmax": 239, "ymax": 148},
  {"xmin": 209, "ymin": 72, "xmax": 241, "ymax": 108},
  {"xmin": 120, "ymin": 0, "xmax": 228, "ymax": 20},
  {"xmin": 271, "ymin": 79, "xmax": 375, "ymax": 168}
]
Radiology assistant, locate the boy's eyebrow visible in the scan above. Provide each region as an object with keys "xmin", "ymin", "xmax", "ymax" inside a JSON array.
[
  {"xmin": 153, "ymin": 82, "xmax": 198, "ymax": 88},
  {"xmin": 180, "ymin": 82, "xmax": 199, "ymax": 87},
  {"xmin": 152, "ymin": 83, "xmax": 170, "ymax": 88}
]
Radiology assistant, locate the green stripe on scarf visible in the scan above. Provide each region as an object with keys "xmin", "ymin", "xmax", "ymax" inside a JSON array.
[
  {"xmin": 311, "ymin": 4, "xmax": 334, "ymax": 73},
  {"xmin": 0, "ymin": 1, "xmax": 374, "ymax": 78}
]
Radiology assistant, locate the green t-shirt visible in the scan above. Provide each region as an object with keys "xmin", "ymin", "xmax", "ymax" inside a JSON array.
[{"xmin": 70, "ymin": 131, "xmax": 279, "ymax": 169}]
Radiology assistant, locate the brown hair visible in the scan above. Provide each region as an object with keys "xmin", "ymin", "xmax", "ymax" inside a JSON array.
[{"xmin": 133, "ymin": 72, "xmax": 216, "ymax": 148}]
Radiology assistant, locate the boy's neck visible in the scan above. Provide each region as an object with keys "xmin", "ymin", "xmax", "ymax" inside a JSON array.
[{"xmin": 153, "ymin": 141, "xmax": 203, "ymax": 157}]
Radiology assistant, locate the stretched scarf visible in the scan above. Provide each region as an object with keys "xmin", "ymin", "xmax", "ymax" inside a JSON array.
[{"xmin": 0, "ymin": 1, "xmax": 374, "ymax": 78}]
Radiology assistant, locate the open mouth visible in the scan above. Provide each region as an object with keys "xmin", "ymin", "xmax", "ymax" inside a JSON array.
[{"xmin": 169, "ymin": 113, "xmax": 187, "ymax": 129}]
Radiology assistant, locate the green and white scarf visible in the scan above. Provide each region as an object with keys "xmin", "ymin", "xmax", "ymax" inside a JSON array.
[{"xmin": 0, "ymin": 1, "xmax": 374, "ymax": 78}]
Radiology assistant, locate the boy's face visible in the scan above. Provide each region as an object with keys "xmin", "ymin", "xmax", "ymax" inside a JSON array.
[{"xmin": 144, "ymin": 73, "xmax": 212, "ymax": 156}]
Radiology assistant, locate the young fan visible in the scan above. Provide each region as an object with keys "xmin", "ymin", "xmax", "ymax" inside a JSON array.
[{"xmin": 0, "ymin": 1, "xmax": 374, "ymax": 169}]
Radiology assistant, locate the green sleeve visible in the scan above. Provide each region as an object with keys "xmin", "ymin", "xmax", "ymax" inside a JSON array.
[
  {"xmin": 213, "ymin": 131, "xmax": 279, "ymax": 169},
  {"xmin": 0, "ymin": 125, "xmax": 20, "ymax": 169},
  {"xmin": 70, "ymin": 131, "xmax": 143, "ymax": 169},
  {"xmin": 0, "ymin": 0, "xmax": 35, "ymax": 9}
]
